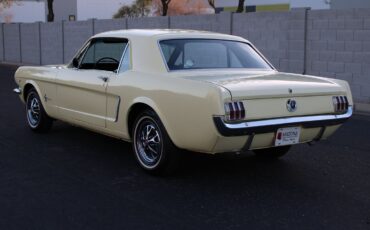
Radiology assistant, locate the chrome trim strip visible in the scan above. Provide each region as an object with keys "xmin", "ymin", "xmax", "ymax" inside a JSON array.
[
  {"xmin": 213, "ymin": 106, "xmax": 353, "ymax": 137},
  {"xmin": 13, "ymin": 88, "xmax": 22, "ymax": 95},
  {"xmin": 114, "ymin": 96, "xmax": 121, "ymax": 122}
]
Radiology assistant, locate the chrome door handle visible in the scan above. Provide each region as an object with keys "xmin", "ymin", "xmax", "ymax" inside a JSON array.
[{"xmin": 98, "ymin": 76, "xmax": 109, "ymax": 82}]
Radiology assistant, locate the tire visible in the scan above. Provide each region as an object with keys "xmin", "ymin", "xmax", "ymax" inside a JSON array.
[
  {"xmin": 132, "ymin": 109, "xmax": 180, "ymax": 175},
  {"xmin": 25, "ymin": 88, "xmax": 53, "ymax": 133},
  {"xmin": 253, "ymin": 145, "xmax": 291, "ymax": 159}
]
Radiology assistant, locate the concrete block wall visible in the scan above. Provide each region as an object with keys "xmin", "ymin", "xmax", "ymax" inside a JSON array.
[
  {"xmin": 63, "ymin": 20, "xmax": 94, "ymax": 63},
  {"xmin": 232, "ymin": 10, "xmax": 306, "ymax": 73},
  {"xmin": 20, "ymin": 23, "xmax": 41, "ymax": 65},
  {"xmin": 0, "ymin": 10, "xmax": 369, "ymax": 105},
  {"xmin": 306, "ymin": 8, "xmax": 370, "ymax": 103},
  {"xmin": 170, "ymin": 13, "xmax": 231, "ymax": 34},
  {"xmin": 128, "ymin": 16, "xmax": 169, "ymax": 29},
  {"xmin": 3, "ymin": 23, "xmax": 21, "ymax": 63},
  {"xmin": 40, "ymin": 22, "xmax": 63, "ymax": 65},
  {"xmin": 93, "ymin": 19, "xmax": 126, "ymax": 35}
]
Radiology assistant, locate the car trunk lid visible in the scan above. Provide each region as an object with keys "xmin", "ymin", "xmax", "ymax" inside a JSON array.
[
  {"xmin": 180, "ymin": 70, "xmax": 346, "ymax": 119},
  {"xmin": 182, "ymin": 70, "xmax": 345, "ymax": 100}
]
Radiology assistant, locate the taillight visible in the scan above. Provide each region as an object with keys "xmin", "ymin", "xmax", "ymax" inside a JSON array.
[
  {"xmin": 224, "ymin": 101, "xmax": 246, "ymax": 122},
  {"xmin": 332, "ymin": 96, "xmax": 348, "ymax": 113}
]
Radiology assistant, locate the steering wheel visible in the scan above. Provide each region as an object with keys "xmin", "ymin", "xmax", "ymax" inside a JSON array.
[{"xmin": 95, "ymin": 57, "xmax": 119, "ymax": 65}]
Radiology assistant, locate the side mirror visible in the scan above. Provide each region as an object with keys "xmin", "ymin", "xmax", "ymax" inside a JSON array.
[{"xmin": 72, "ymin": 58, "xmax": 79, "ymax": 68}]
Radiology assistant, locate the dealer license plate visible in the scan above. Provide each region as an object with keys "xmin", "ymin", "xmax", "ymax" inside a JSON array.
[{"xmin": 275, "ymin": 127, "xmax": 301, "ymax": 146}]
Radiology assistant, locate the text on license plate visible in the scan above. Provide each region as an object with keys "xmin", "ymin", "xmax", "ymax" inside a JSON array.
[{"xmin": 275, "ymin": 127, "xmax": 301, "ymax": 146}]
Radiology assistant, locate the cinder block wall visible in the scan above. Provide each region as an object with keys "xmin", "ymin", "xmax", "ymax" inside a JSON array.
[
  {"xmin": 40, "ymin": 22, "xmax": 64, "ymax": 65},
  {"xmin": 170, "ymin": 13, "xmax": 231, "ymax": 34},
  {"xmin": 306, "ymin": 8, "xmax": 370, "ymax": 103},
  {"xmin": 93, "ymin": 19, "xmax": 126, "ymax": 34},
  {"xmin": 3, "ymin": 23, "xmax": 21, "ymax": 63},
  {"xmin": 0, "ymin": 9, "xmax": 369, "ymax": 104},
  {"xmin": 232, "ymin": 10, "xmax": 306, "ymax": 73},
  {"xmin": 20, "ymin": 23, "xmax": 41, "ymax": 65},
  {"xmin": 128, "ymin": 16, "xmax": 169, "ymax": 29},
  {"xmin": 63, "ymin": 20, "xmax": 94, "ymax": 63}
]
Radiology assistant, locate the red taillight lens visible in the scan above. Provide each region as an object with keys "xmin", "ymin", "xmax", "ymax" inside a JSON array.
[
  {"xmin": 224, "ymin": 101, "xmax": 246, "ymax": 121},
  {"xmin": 332, "ymin": 96, "xmax": 348, "ymax": 113}
]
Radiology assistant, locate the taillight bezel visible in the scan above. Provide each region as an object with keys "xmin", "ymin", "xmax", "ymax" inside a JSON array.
[
  {"xmin": 332, "ymin": 96, "xmax": 349, "ymax": 114},
  {"xmin": 224, "ymin": 101, "xmax": 246, "ymax": 122}
]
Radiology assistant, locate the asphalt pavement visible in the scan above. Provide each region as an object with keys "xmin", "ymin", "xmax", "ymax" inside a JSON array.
[{"xmin": 0, "ymin": 64, "xmax": 369, "ymax": 230}]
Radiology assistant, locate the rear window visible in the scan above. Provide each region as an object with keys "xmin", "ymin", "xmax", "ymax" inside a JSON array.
[{"xmin": 159, "ymin": 39, "xmax": 272, "ymax": 71}]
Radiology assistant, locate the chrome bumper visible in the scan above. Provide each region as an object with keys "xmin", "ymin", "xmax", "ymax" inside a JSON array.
[
  {"xmin": 13, "ymin": 88, "xmax": 22, "ymax": 95},
  {"xmin": 213, "ymin": 106, "xmax": 353, "ymax": 137}
]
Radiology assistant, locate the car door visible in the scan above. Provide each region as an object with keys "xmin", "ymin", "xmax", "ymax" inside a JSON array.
[{"xmin": 55, "ymin": 37, "xmax": 128, "ymax": 127}]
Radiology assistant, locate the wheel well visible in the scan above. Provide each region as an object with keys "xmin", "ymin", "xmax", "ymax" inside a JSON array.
[
  {"xmin": 23, "ymin": 83, "xmax": 34, "ymax": 101},
  {"xmin": 127, "ymin": 103, "xmax": 154, "ymax": 138}
]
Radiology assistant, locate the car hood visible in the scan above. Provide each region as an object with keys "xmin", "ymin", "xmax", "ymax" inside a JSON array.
[{"xmin": 180, "ymin": 70, "xmax": 346, "ymax": 100}]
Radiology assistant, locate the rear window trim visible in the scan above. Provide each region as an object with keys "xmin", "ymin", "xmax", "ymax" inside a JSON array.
[{"xmin": 157, "ymin": 38, "xmax": 275, "ymax": 72}]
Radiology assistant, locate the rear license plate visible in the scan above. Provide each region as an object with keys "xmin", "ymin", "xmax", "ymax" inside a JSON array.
[{"xmin": 275, "ymin": 127, "xmax": 301, "ymax": 146}]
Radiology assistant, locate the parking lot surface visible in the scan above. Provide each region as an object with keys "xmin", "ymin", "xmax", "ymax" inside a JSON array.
[{"xmin": 0, "ymin": 64, "xmax": 369, "ymax": 229}]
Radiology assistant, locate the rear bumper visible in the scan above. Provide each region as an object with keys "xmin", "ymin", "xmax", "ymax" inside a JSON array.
[{"xmin": 213, "ymin": 106, "xmax": 353, "ymax": 137}]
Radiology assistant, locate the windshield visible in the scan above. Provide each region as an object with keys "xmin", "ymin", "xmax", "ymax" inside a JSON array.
[{"xmin": 159, "ymin": 39, "xmax": 273, "ymax": 71}]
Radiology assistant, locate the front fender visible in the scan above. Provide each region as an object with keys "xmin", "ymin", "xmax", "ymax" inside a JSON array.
[{"xmin": 15, "ymin": 66, "xmax": 58, "ymax": 117}]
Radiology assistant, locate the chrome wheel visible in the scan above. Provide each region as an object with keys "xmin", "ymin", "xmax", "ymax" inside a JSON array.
[
  {"xmin": 134, "ymin": 116, "xmax": 163, "ymax": 169},
  {"xmin": 26, "ymin": 93, "xmax": 41, "ymax": 128},
  {"xmin": 132, "ymin": 109, "xmax": 181, "ymax": 175}
]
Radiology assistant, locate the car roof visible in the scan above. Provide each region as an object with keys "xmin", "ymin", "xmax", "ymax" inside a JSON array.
[{"xmin": 92, "ymin": 29, "xmax": 247, "ymax": 42}]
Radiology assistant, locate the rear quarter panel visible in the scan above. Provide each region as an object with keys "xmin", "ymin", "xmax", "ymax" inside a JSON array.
[{"xmin": 107, "ymin": 71, "xmax": 230, "ymax": 153}]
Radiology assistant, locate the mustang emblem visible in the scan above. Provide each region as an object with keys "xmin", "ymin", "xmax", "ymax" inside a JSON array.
[{"xmin": 286, "ymin": 99, "xmax": 297, "ymax": 112}]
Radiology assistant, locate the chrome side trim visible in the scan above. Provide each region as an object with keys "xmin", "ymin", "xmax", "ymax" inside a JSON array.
[
  {"xmin": 13, "ymin": 88, "xmax": 22, "ymax": 95},
  {"xmin": 114, "ymin": 96, "xmax": 121, "ymax": 122},
  {"xmin": 213, "ymin": 106, "xmax": 353, "ymax": 137}
]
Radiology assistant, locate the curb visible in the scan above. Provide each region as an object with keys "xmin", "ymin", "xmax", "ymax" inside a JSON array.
[{"xmin": 354, "ymin": 103, "xmax": 370, "ymax": 116}]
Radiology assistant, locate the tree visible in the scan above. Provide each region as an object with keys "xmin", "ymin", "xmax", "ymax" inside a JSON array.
[
  {"xmin": 114, "ymin": 0, "xmax": 150, "ymax": 18},
  {"xmin": 0, "ymin": 0, "xmax": 54, "ymax": 22},
  {"xmin": 153, "ymin": 0, "xmax": 211, "ymax": 16},
  {"xmin": 160, "ymin": 0, "xmax": 171, "ymax": 16},
  {"xmin": 208, "ymin": 0, "xmax": 215, "ymax": 10},
  {"xmin": 236, "ymin": 0, "xmax": 245, "ymax": 13},
  {"xmin": 0, "ymin": 0, "xmax": 14, "ymax": 22},
  {"xmin": 47, "ymin": 0, "xmax": 54, "ymax": 22},
  {"xmin": 0, "ymin": 0, "xmax": 13, "ymax": 8}
]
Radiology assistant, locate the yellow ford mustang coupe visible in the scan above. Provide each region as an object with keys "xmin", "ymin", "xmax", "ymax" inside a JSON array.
[{"xmin": 14, "ymin": 29, "xmax": 353, "ymax": 174}]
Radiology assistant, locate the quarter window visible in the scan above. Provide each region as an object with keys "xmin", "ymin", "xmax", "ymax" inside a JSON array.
[{"xmin": 119, "ymin": 44, "xmax": 131, "ymax": 73}]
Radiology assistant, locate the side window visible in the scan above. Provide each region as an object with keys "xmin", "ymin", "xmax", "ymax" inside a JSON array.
[
  {"xmin": 79, "ymin": 38, "xmax": 127, "ymax": 72},
  {"xmin": 119, "ymin": 44, "xmax": 131, "ymax": 73}
]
